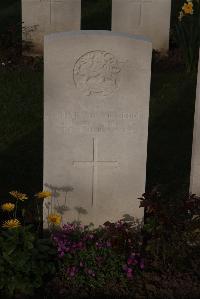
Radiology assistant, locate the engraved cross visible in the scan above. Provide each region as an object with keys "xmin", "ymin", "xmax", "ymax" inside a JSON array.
[
  {"xmin": 73, "ymin": 138, "xmax": 119, "ymax": 206},
  {"xmin": 135, "ymin": 0, "xmax": 153, "ymax": 27},
  {"xmin": 47, "ymin": 0, "xmax": 63, "ymax": 25}
]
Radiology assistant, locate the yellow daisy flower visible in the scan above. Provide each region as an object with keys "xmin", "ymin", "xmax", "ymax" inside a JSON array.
[
  {"xmin": 47, "ymin": 214, "xmax": 61, "ymax": 225},
  {"xmin": 1, "ymin": 202, "xmax": 15, "ymax": 212},
  {"xmin": 182, "ymin": 1, "xmax": 193, "ymax": 15},
  {"xmin": 35, "ymin": 191, "xmax": 52, "ymax": 199},
  {"xmin": 9, "ymin": 191, "xmax": 28, "ymax": 201},
  {"xmin": 2, "ymin": 219, "xmax": 21, "ymax": 229}
]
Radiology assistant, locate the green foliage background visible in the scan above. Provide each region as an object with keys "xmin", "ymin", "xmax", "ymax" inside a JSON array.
[{"xmin": 0, "ymin": 0, "xmax": 21, "ymax": 34}]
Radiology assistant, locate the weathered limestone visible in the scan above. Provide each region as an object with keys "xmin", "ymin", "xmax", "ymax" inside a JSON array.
[
  {"xmin": 112, "ymin": 0, "xmax": 171, "ymax": 51},
  {"xmin": 22, "ymin": 0, "xmax": 81, "ymax": 54},
  {"xmin": 43, "ymin": 31, "xmax": 152, "ymax": 226},
  {"xmin": 190, "ymin": 50, "xmax": 200, "ymax": 195}
]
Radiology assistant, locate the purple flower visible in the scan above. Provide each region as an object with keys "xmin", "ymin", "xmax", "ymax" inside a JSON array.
[
  {"xmin": 106, "ymin": 241, "xmax": 112, "ymax": 248},
  {"xmin": 77, "ymin": 241, "xmax": 83, "ymax": 249},
  {"xmin": 127, "ymin": 268, "xmax": 133, "ymax": 279},
  {"xmin": 140, "ymin": 260, "xmax": 145, "ymax": 270},
  {"xmin": 87, "ymin": 269, "xmax": 95, "ymax": 277},
  {"xmin": 122, "ymin": 264, "xmax": 128, "ymax": 271},
  {"xmin": 127, "ymin": 257, "xmax": 133, "ymax": 265},
  {"xmin": 67, "ymin": 266, "xmax": 78, "ymax": 277},
  {"xmin": 59, "ymin": 251, "xmax": 65, "ymax": 257},
  {"xmin": 127, "ymin": 253, "xmax": 138, "ymax": 266}
]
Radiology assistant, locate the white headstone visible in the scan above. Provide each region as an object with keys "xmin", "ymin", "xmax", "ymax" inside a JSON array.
[
  {"xmin": 112, "ymin": 0, "xmax": 171, "ymax": 51},
  {"xmin": 43, "ymin": 31, "xmax": 152, "ymax": 226},
  {"xmin": 190, "ymin": 50, "xmax": 200, "ymax": 195},
  {"xmin": 22, "ymin": 0, "xmax": 81, "ymax": 54}
]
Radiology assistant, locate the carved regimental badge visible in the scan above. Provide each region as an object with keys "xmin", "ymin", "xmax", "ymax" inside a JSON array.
[{"xmin": 73, "ymin": 51, "xmax": 121, "ymax": 96}]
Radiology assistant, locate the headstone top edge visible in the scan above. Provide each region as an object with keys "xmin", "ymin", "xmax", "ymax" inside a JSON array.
[{"xmin": 44, "ymin": 30, "xmax": 152, "ymax": 44}]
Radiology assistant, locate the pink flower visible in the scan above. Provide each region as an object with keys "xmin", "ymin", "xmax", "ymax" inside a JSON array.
[
  {"xmin": 86, "ymin": 269, "xmax": 95, "ymax": 277},
  {"xmin": 67, "ymin": 266, "xmax": 77, "ymax": 277},
  {"xmin": 127, "ymin": 258, "xmax": 133, "ymax": 265},
  {"xmin": 106, "ymin": 241, "xmax": 111, "ymax": 247},
  {"xmin": 77, "ymin": 241, "xmax": 83, "ymax": 248},
  {"xmin": 140, "ymin": 260, "xmax": 145, "ymax": 270},
  {"xmin": 126, "ymin": 267, "xmax": 133, "ymax": 278},
  {"xmin": 132, "ymin": 259, "xmax": 138, "ymax": 265}
]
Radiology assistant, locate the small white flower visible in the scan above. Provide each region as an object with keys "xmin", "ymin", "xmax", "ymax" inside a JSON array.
[
  {"xmin": 1, "ymin": 62, "xmax": 5, "ymax": 66},
  {"xmin": 178, "ymin": 11, "xmax": 184, "ymax": 21}
]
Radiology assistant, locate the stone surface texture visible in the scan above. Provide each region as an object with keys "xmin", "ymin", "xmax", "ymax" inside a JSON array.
[
  {"xmin": 112, "ymin": 0, "xmax": 171, "ymax": 51},
  {"xmin": 190, "ymin": 50, "xmax": 200, "ymax": 196},
  {"xmin": 22, "ymin": 0, "xmax": 81, "ymax": 54},
  {"xmin": 43, "ymin": 31, "xmax": 152, "ymax": 226}
]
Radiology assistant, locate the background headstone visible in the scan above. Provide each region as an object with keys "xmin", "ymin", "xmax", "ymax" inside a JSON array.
[
  {"xmin": 112, "ymin": 0, "xmax": 171, "ymax": 51},
  {"xmin": 190, "ymin": 50, "xmax": 200, "ymax": 195},
  {"xmin": 22, "ymin": 0, "xmax": 81, "ymax": 54},
  {"xmin": 43, "ymin": 31, "xmax": 152, "ymax": 226}
]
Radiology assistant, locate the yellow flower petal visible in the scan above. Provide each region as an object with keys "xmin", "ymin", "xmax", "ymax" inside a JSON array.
[
  {"xmin": 35, "ymin": 191, "xmax": 52, "ymax": 199},
  {"xmin": 9, "ymin": 191, "xmax": 28, "ymax": 201},
  {"xmin": 182, "ymin": 2, "xmax": 193, "ymax": 14},
  {"xmin": 47, "ymin": 214, "xmax": 61, "ymax": 225},
  {"xmin": 2, "ymin": 219, "xmax": 21, "ymax": 229},
  {"xmin": 1, "ymin": 202, "xmax": 15, "ymax": 212}
]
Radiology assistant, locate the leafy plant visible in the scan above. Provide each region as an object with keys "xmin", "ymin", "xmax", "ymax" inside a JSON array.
[
  {"xmin": 0, "ymin": 23, "xmax": 22, "ymax": 61},
  {"xmin": 0, "ymin": 185, "xmax": 199, "ymax": 299},
  {"xmin": 0, "ymin": 226, "xmax": 56, "ymax": 297},
  {"xmin": 48, "ymin": 222, "xmax": 144, "ymax": 298},
  {"xmin": 139, "ymin": 186, "xmax": 200, "ymax": 271},
  {"xmin": 1, "ymin": 190, "xmax": 59, "ymax": 232},
  {"xmin": 175, "ymin": 0, "xmax": 200, "ymax": 72}
]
